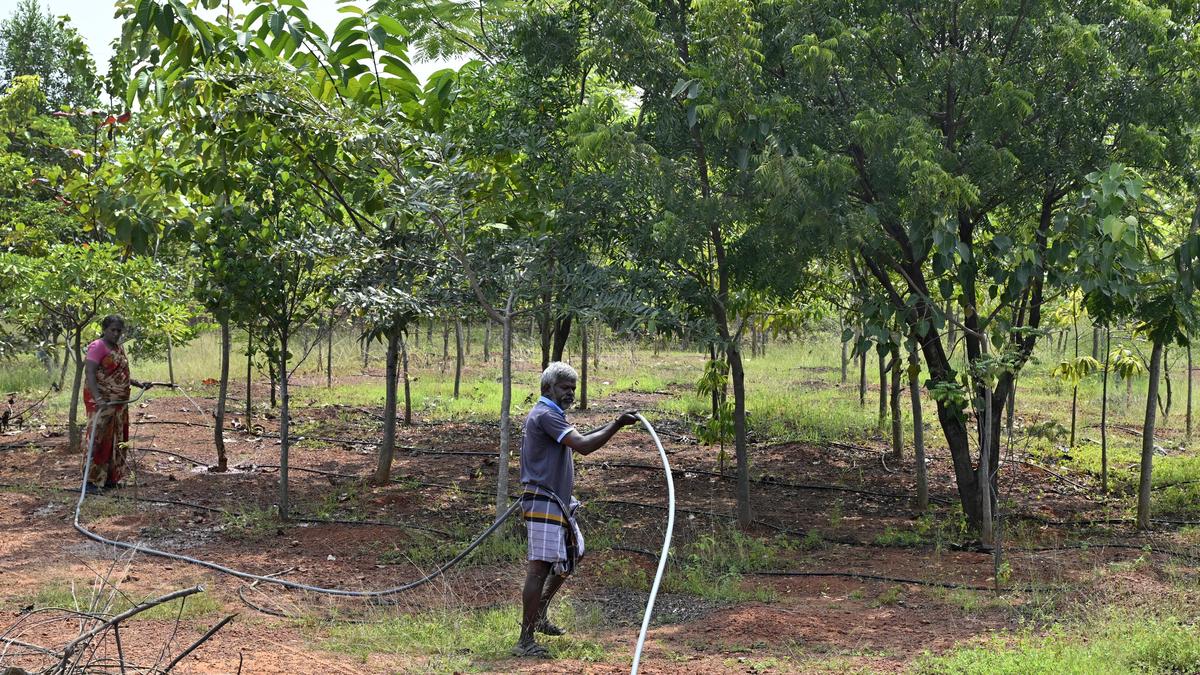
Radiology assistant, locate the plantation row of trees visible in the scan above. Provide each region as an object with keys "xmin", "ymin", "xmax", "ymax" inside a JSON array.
[{"xmin": 1, "ymin": 0, "xmax": 1198, "ymax": 534}]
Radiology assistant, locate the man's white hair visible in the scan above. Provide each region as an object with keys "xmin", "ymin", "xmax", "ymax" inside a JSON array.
[{"xmin": 540, "ymin": 362, "xmax": 578, "ymax": 393}]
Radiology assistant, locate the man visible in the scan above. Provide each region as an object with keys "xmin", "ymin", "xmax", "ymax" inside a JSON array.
[{"xmin": 513, "ymin": 361, "xmax": 638, "ymax": 658}]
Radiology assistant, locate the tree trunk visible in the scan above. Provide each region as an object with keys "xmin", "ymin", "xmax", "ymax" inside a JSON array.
[
  {"xmin": 166, "ymin": 334, "xmax": 176, "ymax": 386},
  {"xmin": 1005, "ymin": 380, "xmax": 1016, "ymax": 440},
  {"xmin": 538, "ymin": 310, "xmax": 552, "ymax": 370},
  {"xmin": 213, "ymin": 319, "xmax": 230, "ymax": 472},
  {"xmin": 890, "ymin": 344, "xmax": 902, "ymax": 460},
  {"xmin": 580, "ymin": 321, "xmax": 589, "ymax": 411},
  {"xmin": 840, "ymin": 319, "xmax": 848, "ymax": 384},
  {"xmin": 978, "ymin": 359, "xmax": 994, "ymax": 546},
  {"xmin": 1137, "ymin": 340, "xmax": 1164, "ymax": 530},
  {"xmin": 593, "ymin": 325, "xmax": 601, "ymax": 369},
  {"xmin": 496, "ymin": 315, "xmax": 514, "ymax": 519},
  {"xmin": 402, "ymin": 330, "xmax": 412, "ymax": 425},
  {"xmin": 1101, "ymin": 328, "xmax": 1111, "ymax": 493},
  {"xmin": 1187, "ymin": 343, "xmax": 1193, "ymax": 442},
  {"xmin": 1092, "ymin": 326, "xmax": 1100, "ymax": 360},
  {"xmin": 1070, "ymin": 306, "xmax": 1079, "ymax": 447},
  {"xmin": 268, "ymin": 358, "xmax": 277, "ymax": 409},
  {"xmin": 483, "ymin": 321, "xmax": 491, "ymax": 362},
  {"xmin": 551, "ymin": 314, "xmax": 572, "ymax": 363},
  {"xmin": 326, "ymin": 309, "xmax": 334, "ymax": 389},
  {"xmin": 858, "ymin": 333, "xmax": 867, "ymax": 406},
  {"xmin": 278, "ymin": 331, "xmax": 291, "ymax": 520},
  {"xmin": 68, "ymin": 330, "xmax": 84, "ymax": 451},
  {"xmin": 373, "ymin": 331, "xmax": 400, "ymax": 485},
  {"xmin": 441, "ymin": 322, "xmax": 450, "ymax": 372},
  {"xmin": 245, "ymin": 330, "xmax": 253, "ymax": 422},
  {"xmin": 877, "ymin": 351, "xmax": 888, "ymax": 432},
  {"xmin": 728, "ymin": 343, "xmax": 752, "ymax": 528},
  {"xmin": 1162, "ymin": 348, "xmax": 1172, "ymax": 423},
  {"xmin": 908, "ymin": 341, "xmax": 927, "ymax": 510},
  {"xmin": 750, "ymin": 323, "xmax": 759, "ymax": 358},
  {"xmin": 453, "ymin": 318, "xmax": 463, "ymax": 398}
]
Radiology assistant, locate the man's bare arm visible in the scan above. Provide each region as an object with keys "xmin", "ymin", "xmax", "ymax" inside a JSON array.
[{"xmin": 561, "ymin": 411, "xmax": 639, "ymax": 456}]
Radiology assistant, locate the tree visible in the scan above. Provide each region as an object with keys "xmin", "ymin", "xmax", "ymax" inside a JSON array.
[
  {"xmin": 0, "ymin": 0, "xmax": 98, "ymax": 111},
  {"xmin": 753, "ymin": 0, "xmax": 1200, "ymax": 532},
  {"xmin": 2, "ymin": 244, "xmax": 182, "ymax": 449}
]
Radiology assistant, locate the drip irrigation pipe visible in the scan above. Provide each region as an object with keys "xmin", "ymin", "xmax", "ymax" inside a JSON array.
[{"xmin": 748, "ymin": 570, "xmax": 1048, "ymax": 592}]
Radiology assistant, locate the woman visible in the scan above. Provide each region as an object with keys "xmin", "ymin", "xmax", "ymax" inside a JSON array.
[{"xmin": 84, "ymin": 315, "xmax": 149, "ymax": 492}]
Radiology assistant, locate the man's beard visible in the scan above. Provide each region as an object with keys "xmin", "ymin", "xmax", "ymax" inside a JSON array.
[{"xmin": 559, "ymin": 396, "xmax": 575, "ymax": 409}]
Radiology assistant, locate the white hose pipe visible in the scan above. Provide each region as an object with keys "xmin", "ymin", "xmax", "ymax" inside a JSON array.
[{"xmin": 631, "ymin": 412, "xmax": 675, "ymax": 675}]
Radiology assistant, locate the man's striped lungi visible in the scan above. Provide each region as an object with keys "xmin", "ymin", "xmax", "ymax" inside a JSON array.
[{"xmin": 521, "ymin": 484, "xmax": 584, "ymax": 576}]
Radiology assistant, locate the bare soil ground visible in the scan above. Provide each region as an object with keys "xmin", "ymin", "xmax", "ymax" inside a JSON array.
[{"xmin": 1, "ymin": 379, "xmax": 1195, "ymax": 673}]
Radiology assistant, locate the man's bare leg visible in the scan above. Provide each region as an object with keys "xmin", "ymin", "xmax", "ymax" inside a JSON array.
[
  {"xmin": 536, "ymin": 573, "xmax": 567, "ymax": 634},
  {"xmin": 515, "ymin": 560, "xmax": 553, "ymax": 656}
]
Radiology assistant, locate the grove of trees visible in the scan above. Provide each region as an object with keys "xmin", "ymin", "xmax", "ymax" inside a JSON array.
[{"xmin": 1, "ymin": 0, "xmax": 1198, "ymax": 540}]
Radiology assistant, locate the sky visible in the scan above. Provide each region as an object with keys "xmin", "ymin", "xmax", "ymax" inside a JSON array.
[{"xmin": 14, "ymin": 0, "xmax": 462, "ymax": 82}]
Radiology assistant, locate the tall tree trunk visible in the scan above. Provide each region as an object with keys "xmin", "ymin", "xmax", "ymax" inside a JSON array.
[
  {"xmin": 978, "ymin": 355, "xmax": 995, "ymax": 546},
  {"xmin": 68, "ymin": 330, "xmax": 84, "ymax": 451},
  {"xmin": 268, "ymin": 358, "xmax": 277, "ymax": 409},
  {"xmin": 373, "ymin": 331, "xmax": 400, "ymax": 485},
  {"xmin": 441, "ymin": 323, "xmax": 450, "ymax": 372},
  {"xmin": 728, "ymin": 343, "xmax": 751, "ymax": 527},
  {"xmin": 1187, "ymin": 343, "xmax": 1193, "ymax": 442},
  {"xmin": 401, "ymin": 330, "xmax": 412, "ymax": 425},
  {"xmin": 166, "ymin": 334, "xmax": 176, "ymax": 386},
  {"xmin": 551, "ymin": 314, "xmax": 573, "ymax": 363},
  {"xmin": 326, "ymin": 309, "xmax": 334, "ymax": 389},
  {"xmin": 750, "ymin": 323, "xmax": 759, "ymax": 358},
  {"xmin": 1070, "ymin": 306, "xmax": 1080, "ymax": 447},
  {"xmin": 213, "ymin": 319, "xmax": 230, "ymax": 472},
  {"xmin": 593, "ymin": 325, "xmax": 601, "ymax": 369},
  {"xmin": 908, "ymin": 341, "xmax": 927, "ymax": 510},
  {"xmin": 362, "ymin": 334, "xmax": 370, "ymax": 371},
  {"xmin": 890, "ymin": 344, "xmax": 902, "ymax": 460},
  {"xmin": 1101, "ymin": 328, "xmax": 1111, "ymax": 493},
  {"xmin": 877, "ymin": 351, "xmax": 888, "ymax": 432},
  {"xmin": 1162, "ymin": 348, "xmax": 1172, "ymax": 423},
  {"xmin": 858, "ymin": 334, "xmax": 867, "ymax": 406},
  {"xmin": 1092, "ymin": 326, "xmax": 1100, "ymax": 360},
  {"xmin": 496, "ymin": 314, "xmax": 514, "ymax": 519},
  {"xmin": 580, "ymin": 321, "xmax": 589, "ymax": 411},
  {"xmin": 453, "ymin": 318, "xmax": 464, "ymax": 398},
  {"xmin": 245, "ymin": 330, "xmax": 252, "ymax": 422},
  {"xmin": 483, "ymin": 321, "xmax": 491, "ymax": 362},
  {"xmin": 840, "ymin": 319, "xmax": 849, "ymax": 385},
  {"xmin": 278, "ymin": 330, "xmax": 291, "ymax": 520},
  {"xmin": 709, "ymin": 343, "xmax": 720, "ymax": 419},
  {"xmin": 1137, "ymin": 340, "xmax": 1164, "ymax": 530}
]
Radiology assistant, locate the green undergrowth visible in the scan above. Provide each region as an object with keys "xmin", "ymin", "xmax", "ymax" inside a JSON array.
[
  {"xmin": 913, "ymin": 611, "xmax": 1200, "ymax": 674},
  {"xmin": 597, "ymin": 529, "xmax": 796, "ymax": 602},
  {"xmin": 321, "ymin": 603, "xmax": 605, "ymax": 671},
  {"xmin": 26, "ymin": 580, "xmax": 222, "ymax": 621},
  {"xmin": 378, "ymin": 522, "xmax": 526, "ymax": 569},
  {"xmin": 871, "ymin": 507, "xmax": 971, "ymax": 551}
]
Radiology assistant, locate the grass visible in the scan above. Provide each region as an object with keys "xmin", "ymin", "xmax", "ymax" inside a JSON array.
[
  {"xmin": 594, "ymin": 528, "xmax": 792, "ymax": 603},
  {"xmin": 913, "ymin": 611, "xmax": 1200, "ymax": 674},
  {"xmin": 26, "ymin": 579, "xmax": 223, "ymax": 621},
  {"xmin": 321, "ymin": 603, "xmax": 606, "ymax": 672}
]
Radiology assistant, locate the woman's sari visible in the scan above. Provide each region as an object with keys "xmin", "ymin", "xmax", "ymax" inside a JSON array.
[{"xmin": 84, "ymin": 339, "xmax": 130, "ymax": 488}]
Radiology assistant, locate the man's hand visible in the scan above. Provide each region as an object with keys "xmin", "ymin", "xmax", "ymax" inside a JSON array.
[{"xmin": 616, "ymin": 411, "xmax": 639, "ymax": 427}]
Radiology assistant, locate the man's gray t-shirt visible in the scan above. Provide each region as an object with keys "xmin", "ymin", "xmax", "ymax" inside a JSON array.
[{"xmin": 519, "ymin": 396, "xmax": 577, "ymax": 499}]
